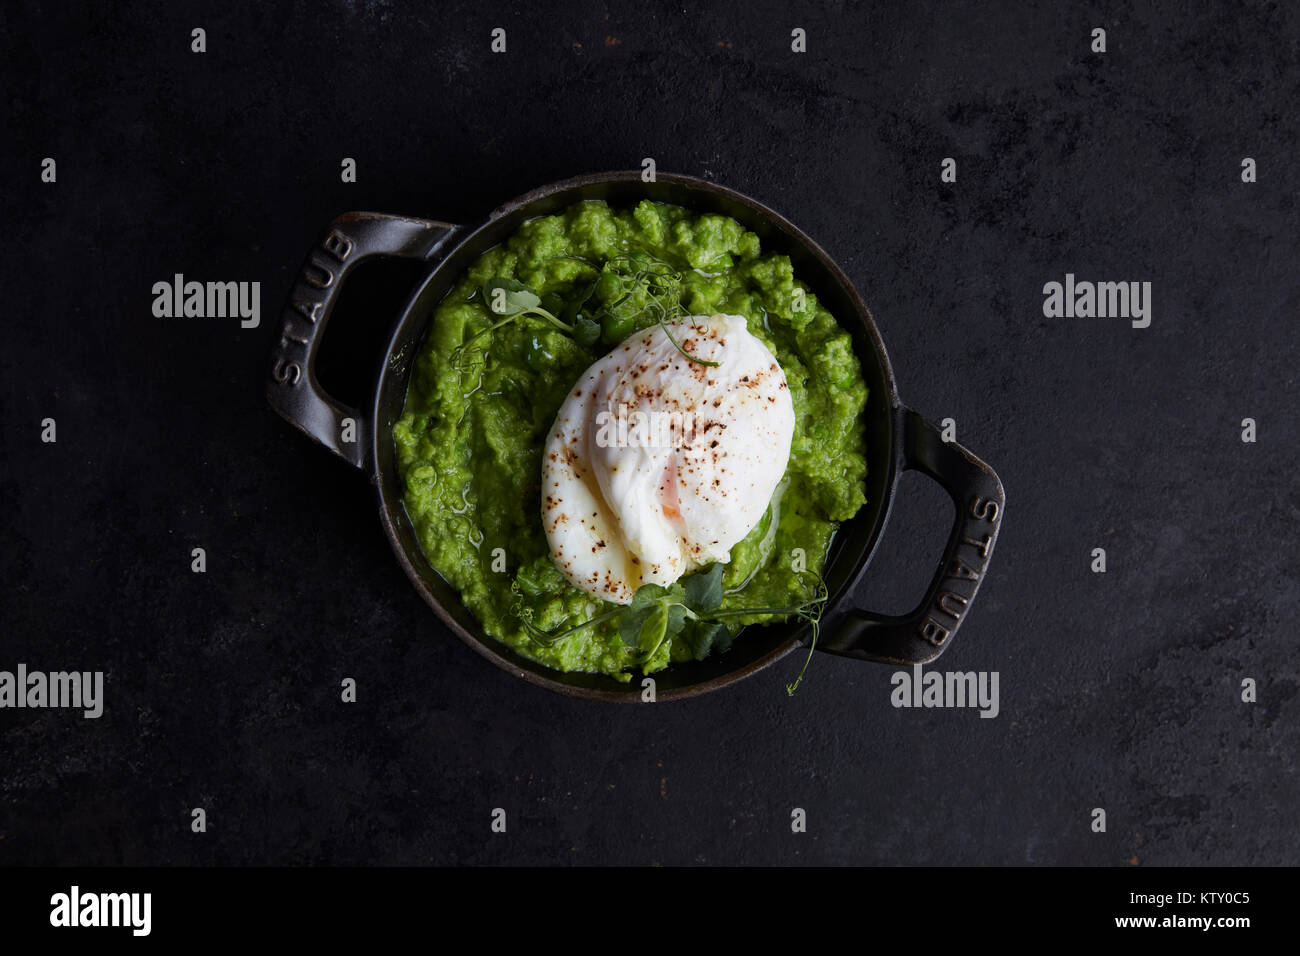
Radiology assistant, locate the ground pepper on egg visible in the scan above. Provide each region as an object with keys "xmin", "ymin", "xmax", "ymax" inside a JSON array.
[{"xmin": 392, "ymin": 199, "xmax": 869, "ymax": 680}]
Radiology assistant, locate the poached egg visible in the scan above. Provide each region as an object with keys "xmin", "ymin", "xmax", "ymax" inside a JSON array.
[{"xmin": 542, "ymin": 313, "xmax": 794, "ymax": 604}]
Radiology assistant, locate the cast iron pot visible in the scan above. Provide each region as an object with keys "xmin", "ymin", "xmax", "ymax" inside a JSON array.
[{"xmin": 267, "ymin": 171, "xmax": 1005, "ymax": 702}]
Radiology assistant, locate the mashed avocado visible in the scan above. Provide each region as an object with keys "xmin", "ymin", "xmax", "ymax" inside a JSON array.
[{"xmin": 393, "ymin": 200, "xmax": 868, "ymax": 680}]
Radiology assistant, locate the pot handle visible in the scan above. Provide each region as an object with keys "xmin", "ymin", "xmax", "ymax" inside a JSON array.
[
  {"xmin": 266, "ymin": 212, "xmax": 458, "ymax": 469},
  {"xmin": 819, "ymin": 408, "xmax": 1005, "ymax": 665}
]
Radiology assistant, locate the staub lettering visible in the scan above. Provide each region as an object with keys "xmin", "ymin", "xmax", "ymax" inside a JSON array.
[
  {"xmin": 918, "ymin": 495, "xmax": 1000, "ymax": 647},
  {"xmin": 271, "ymin": 229, "xmax": 354, "ymax": 387}
]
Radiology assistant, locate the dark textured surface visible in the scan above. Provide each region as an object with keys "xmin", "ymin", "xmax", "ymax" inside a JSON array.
[{"xmin": 2, "ymin": 0, "xmax": 1297, "ymax": 865}]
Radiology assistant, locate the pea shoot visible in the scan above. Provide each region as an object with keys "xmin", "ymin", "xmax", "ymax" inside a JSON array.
[
  {"xmin": 457, "ymin": 252, "xmax": 719, "ymax": 371},
  {"xmin": 514, "ymin": 564, "xmax": 830, "ymax": 695}
]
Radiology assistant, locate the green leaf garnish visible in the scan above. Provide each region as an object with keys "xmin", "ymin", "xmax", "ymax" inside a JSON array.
[
  {"xmin": 658, "ymin": 317, "xmax": 720, "ymax": 368},
  {"xmin": 481, "ymin": 277, "xmax": 570, "ymax": 332},
  {"xmin": 449, "ymin": 277, "xmax": 578, "ymax": 383},
  {"xmin": 779, "ymin": 577, "xmax": 829, "ymax": 696},
  {"xmin": 573, "ymin": 314, "xmax": 602, "ymax": 347},
  {"xmin": 681, "ymin": 562, "xmax": 724, "ymax": 612},
  {"xmin": 512, "ymin": 582, "xmax": 622, "ymax": 648},
  {"xmin": 618, "ymin": 582, "xmax": 687, "ymax": 651},
  {"xmin": 515, "ymin": 562, "xmax": 827, "ymax": 692},
  {"xmin": 485, "ymin": 277, "xmax": 541, "ymax": 314},
  {"xmin": 680, "ymin": 620, "xmax": 732, "ymax": 661},
  {"xmin": 603, "ymin": 254, "xmax": 717, "ymax": 366},
  {"xmin": 455, "ymin": 254, "xmax": 723, "ymax": 388},
  {"xmin": 636, "ymin": 603, "xmax": 670, "ymax": 654}
]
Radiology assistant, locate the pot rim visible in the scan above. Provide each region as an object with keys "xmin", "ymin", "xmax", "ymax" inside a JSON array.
[{"xmin": 370, "ymin": 170, "xmax": 902, "ymax": 702}]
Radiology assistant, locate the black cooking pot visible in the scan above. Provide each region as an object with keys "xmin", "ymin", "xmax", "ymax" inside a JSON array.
[{"xmin": 266, "ymin": 171, "xmax": 1004, "ymax": 702}]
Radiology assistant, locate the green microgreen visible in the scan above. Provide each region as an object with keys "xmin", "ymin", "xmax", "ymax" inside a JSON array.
[
  {"xmin": 514, "ymin": 562, "xmax": 829, "ymax": 692},
  {"xmin": 454, "ymin": 252, "xmax": 719, "ymax": 376},
  {"xmin": 597, "ymin": 254, "xmax": 718, "ymax": 367}
]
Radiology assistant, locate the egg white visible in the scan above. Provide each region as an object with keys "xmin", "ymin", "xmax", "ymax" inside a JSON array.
[{"xmin": 542, "ymin": 313, "xmax": 794, "ymax": 604}]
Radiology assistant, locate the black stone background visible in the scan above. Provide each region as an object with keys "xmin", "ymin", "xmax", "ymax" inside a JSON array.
[{"xmin": 1, "ymin": 0, "xmax": 1296, "ymax": 866}]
